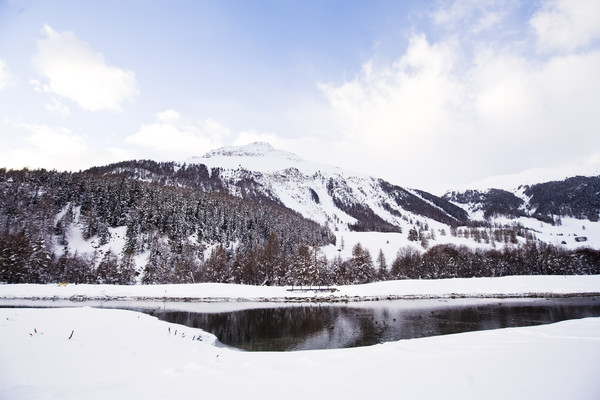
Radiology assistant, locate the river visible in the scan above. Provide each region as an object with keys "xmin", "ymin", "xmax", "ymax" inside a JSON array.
[{"xmin": 2, "ymin": 296, "xmax": 599, "ymax": 351}]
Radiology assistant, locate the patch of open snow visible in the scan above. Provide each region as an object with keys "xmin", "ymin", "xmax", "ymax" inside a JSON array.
[
  {"xmin": 0, "ymin": 275, "xmax": 599, "ymax": 302},
  {"xmin": 1, "ymin": 307, "xmax": 599, "ymax": 400}
]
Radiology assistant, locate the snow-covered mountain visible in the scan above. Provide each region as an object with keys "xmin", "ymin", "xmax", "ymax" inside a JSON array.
[
  {"xmin": 91, "ymin": 142, "xmax": 600, "ymax": 256},
  {"xmin": 2, "ymin": 142, "xmax": 599, "ymax": 286},
  {"xmin": 186, "ymin": 142, "xmax": 468, "ymax": 232},
  {"xmin": 444, "ymin": 176, "xmax": 600, "ymax": 222},
  {"xmin": 180, "ymin": 142, "xmax": 599, "ymax": 256},
  {"xmin": 189, "ymin": 142, "xmax": 309, "ymax": 173}
]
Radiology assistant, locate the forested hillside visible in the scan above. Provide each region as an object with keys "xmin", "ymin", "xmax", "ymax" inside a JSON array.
[
  {"xmin": 0, "ymin": 167, "xmax": 333, "ymax": 285},
  {"xmin": 524, "ymin": 176, "xmax": 600, "ymax": 222},
  {"xmin": 89, "ymin": 157, "xmax": 471, "ymax": 232},
  {"xmin": 445, "ymin": 176, "xmax": 600, "ymax": 223},
  {"xmin": 1, "ymin": 156, "xmax": 599, "ymax": 286}
]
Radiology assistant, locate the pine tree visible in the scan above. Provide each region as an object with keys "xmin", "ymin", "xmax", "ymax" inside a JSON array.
[
  {"xmin": 118, "ymin": 251, "xmax": 138, "ymax": 285},
  {"xmin": 0, "ymin": 230, "xmax": 32, "ymax": 283},
  {"xmin": 96, "ymin": 250, "xmax": 120, "ymax": 284},
  {"xmin": 172, "ymin": 242, "xmax": 200, "ymax": 283},
  {"xmin": 350, "ymin": 243, "xmax": 375, "ymax": 284},
  {"xmin": 408, "ymin": 228, "xmax": 419, "ymax": 242},
  {"xmin": 59, "ymin": 251, "xmax": 94, "ymax": 284},
  {"xmin": 316, "ymin": 252, "xmax": 331, "ymax": 287},
  {"xmin": 376, "ymin": 249, "xmax": 388, "ymax": 281},
  {"xmin": 331, "ymin": 252, "xmax": 349, "ymax": 285},
  {"xmin": 28, "ymin": 237, "xmax": 53, "ymax": 283},
  {"xmin": 202, "ymin": 244, "xmax": 231, "ymax": 283},
  {"xmin": 142, "ymin": 236, "xmax": 173, "ymax": 284},
  {"xmin": 259, "ymin": 232, "xmax": 281, "ymax": 286},
  {"xmin": 291, "ymin": 243, "xmax": 315, "ymax": 288}
]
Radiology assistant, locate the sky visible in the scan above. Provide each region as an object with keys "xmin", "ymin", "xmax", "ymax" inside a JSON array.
[{"xmin": 0, "ymin": 0, "xmax": 599, "ymax": 193}]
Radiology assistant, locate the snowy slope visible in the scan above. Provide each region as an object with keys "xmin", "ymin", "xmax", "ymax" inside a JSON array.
[
  {"xmin": 185, "ymin": 142, "xmax": 600, "ymax": 254},
  {"xmin": 189, "ymin": 142, "xmax": 376, "ymax": 228},
  {"xmin": 187, "ymin": 142, "xmax": 466, "ymax": 232},
  {"xmin": 1, "ymin": 307, "xmax": 599, "ymax": 400},
  {"xmin": 189, "ymin": 141, "xmax": 335, "ymax": 175}
]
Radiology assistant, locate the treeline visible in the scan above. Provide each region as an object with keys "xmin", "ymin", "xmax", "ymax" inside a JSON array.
[
  {"xmin": 0, "ymin": 168, "xmax": 333, "ymax": 250},
  {"xmin": 0, "ymin": 227, "xmax": 374, "ymax": 286},
  {"xmin": 0, "ymin": 167, "xmax": 335, "ymax": 284},
  {"xmin": 525, "ymin": 176, "xmax": 600, "ymax": 222},
  {"xmin": 2, "ymin": 222, "xmax": 599, "ymax": 285},
  {"xmin": 1, "ymin": 167, "xmax": 599, "ymax": 286},
  {"xmin": 0, "ymin": 229, "xmax": 136, "ymax": 284},
  {"xmin": 390, "ymin": 242, "xmax": 600, "ymax": 279}
]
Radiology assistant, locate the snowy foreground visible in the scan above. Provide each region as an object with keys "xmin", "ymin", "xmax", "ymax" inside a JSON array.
[
  {"xmin": 1, "ymin": 277, "xmax": 600, "ymax": 399},
  {"xmin": 1, "ymin": 275, "xmax": 600, "ymax": 302},
  {"xmin": 1, "ymin": 307, "xmax": 599, "ymax": 400}
]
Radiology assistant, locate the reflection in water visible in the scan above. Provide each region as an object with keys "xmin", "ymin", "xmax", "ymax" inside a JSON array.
[{"xmin": 144, "ymin": 297, "xmax": 600, "ymax": 351}]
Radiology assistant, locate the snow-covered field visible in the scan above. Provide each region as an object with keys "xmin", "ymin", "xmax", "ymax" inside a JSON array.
[
  {"xmin": 322, "ymin": 216, "xmax": 600, "ymax": 264},
  {"xmin": 1, "ymin": 275, "xmax": 599, "ymax": 302},
  {"xmin": 2, "ymin": 277, "xmax": 599, "ymax": 399},
  {"xmin": 1, "ymin": 307, "xmax": 599, "ymax": 400},
  {"xmin": 0, "ymin": 276, "xmax": 600, "ymax": 400}
]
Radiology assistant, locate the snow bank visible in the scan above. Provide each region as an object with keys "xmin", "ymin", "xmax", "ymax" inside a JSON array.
[
  {"xmin": 1, "ymin": 275, "xmax": 599, "ymax": 302},
  {"xmin": 335, "ymin": 275, "xmax": 600, "ymax": 298},
  {"xmin": 1, "ymin": 307, "xmax": 599, "ymax": 400}
]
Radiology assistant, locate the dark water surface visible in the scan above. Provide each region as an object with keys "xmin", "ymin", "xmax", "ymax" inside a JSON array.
[
  {"xmin": 3, "ymin": 297, "xmax": 599, "ymax": 351},
  {"xmin": 142, "ymin": 297, "xmax": 600, "ymax": 351}
]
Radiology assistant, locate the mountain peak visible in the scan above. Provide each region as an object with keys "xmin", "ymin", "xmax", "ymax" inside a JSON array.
[
  {"xmin": 202, "ymin": 142, "xmax": 300, "ymax": 160},
  {"xmin": 187, "ymin": 142, "xmax": 332, "ymax": 174}
]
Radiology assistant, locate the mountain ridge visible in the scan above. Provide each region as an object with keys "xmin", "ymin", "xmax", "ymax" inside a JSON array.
[
  {"xmin": 444, "ymin": 175, "xmax": 600, "ymax": 223},
  {"xmin": 80, "ymin": 142, "xmax": 600, "ymax": 260},
  {"xmin": 2, "ymin": 143, "xmax": 599, "ymax": 286},
  {"xmin": 101, "ymin": 142, "xmax": 600, "ymax": 230},
  {"xmin": 97, "ymin": 142, "xmax": 473, "ymax": 232}
]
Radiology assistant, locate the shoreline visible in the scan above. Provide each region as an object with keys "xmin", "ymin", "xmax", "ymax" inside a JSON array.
[
  {"xmin": 1, "ymin": 291, "xmax": 600, "ymax": 304},
  {"xmin": 1, "ymin": 275, "xmax": 599, "ymax": 304}
]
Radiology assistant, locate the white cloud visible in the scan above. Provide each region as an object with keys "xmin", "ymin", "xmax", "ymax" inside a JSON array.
[
  {"xmin": 0, "ymin": 59, "xmax": 13, "ymax": 90},
  {"xmin": 2, "ymin": 123, "xmax": 92, "ymax": 170},
  {"xmin": 29, "ymin": 79, "xmax": 42, "ymax": 92},
  {"xmin": 530, "ymin": 0, "xmax": 600, "ymax": 53},
  {"xmin": 432, "ymin": 0, "xmax": 515, "ymax": 35},
  {"xmin": 0, "ymin": 121, "xmax": 138, "ymax": 171},
  {"xmin": 233, "ymin": 131, "xmax": 284, "ymax": 148},
  {"xmin": 20, "ymin": 123, "xmax": 87, "ymax": 154},
  {"xmin": 156, "ymin": 109, "xmax": 181, "ymax": 123},
  {"xmin": 32, "ymin": 25, "xmax": 138, "ymax": 112},
  {"xmin": 318, "ymin": 34, "xmax": 471, "ymax": 186},
  {"xmin": 45, "ymin": 97, "xmax": 71, "ymax": 116},
  {"xmin": 125, "ymin": 110, "xmax": 231, "ymax": 160},
  {"xmin": 317, "ymin": 2, "xmax": 600, "ymax": 190},
  {"xmin": 230, "ymin": 130, "xmax": 337, "ymax": 171}
]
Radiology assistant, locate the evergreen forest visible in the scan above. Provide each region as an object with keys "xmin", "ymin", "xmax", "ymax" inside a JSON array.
[{"xmin": 1, "ymin": 167, "xmax": 599, "ymax": 285}]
